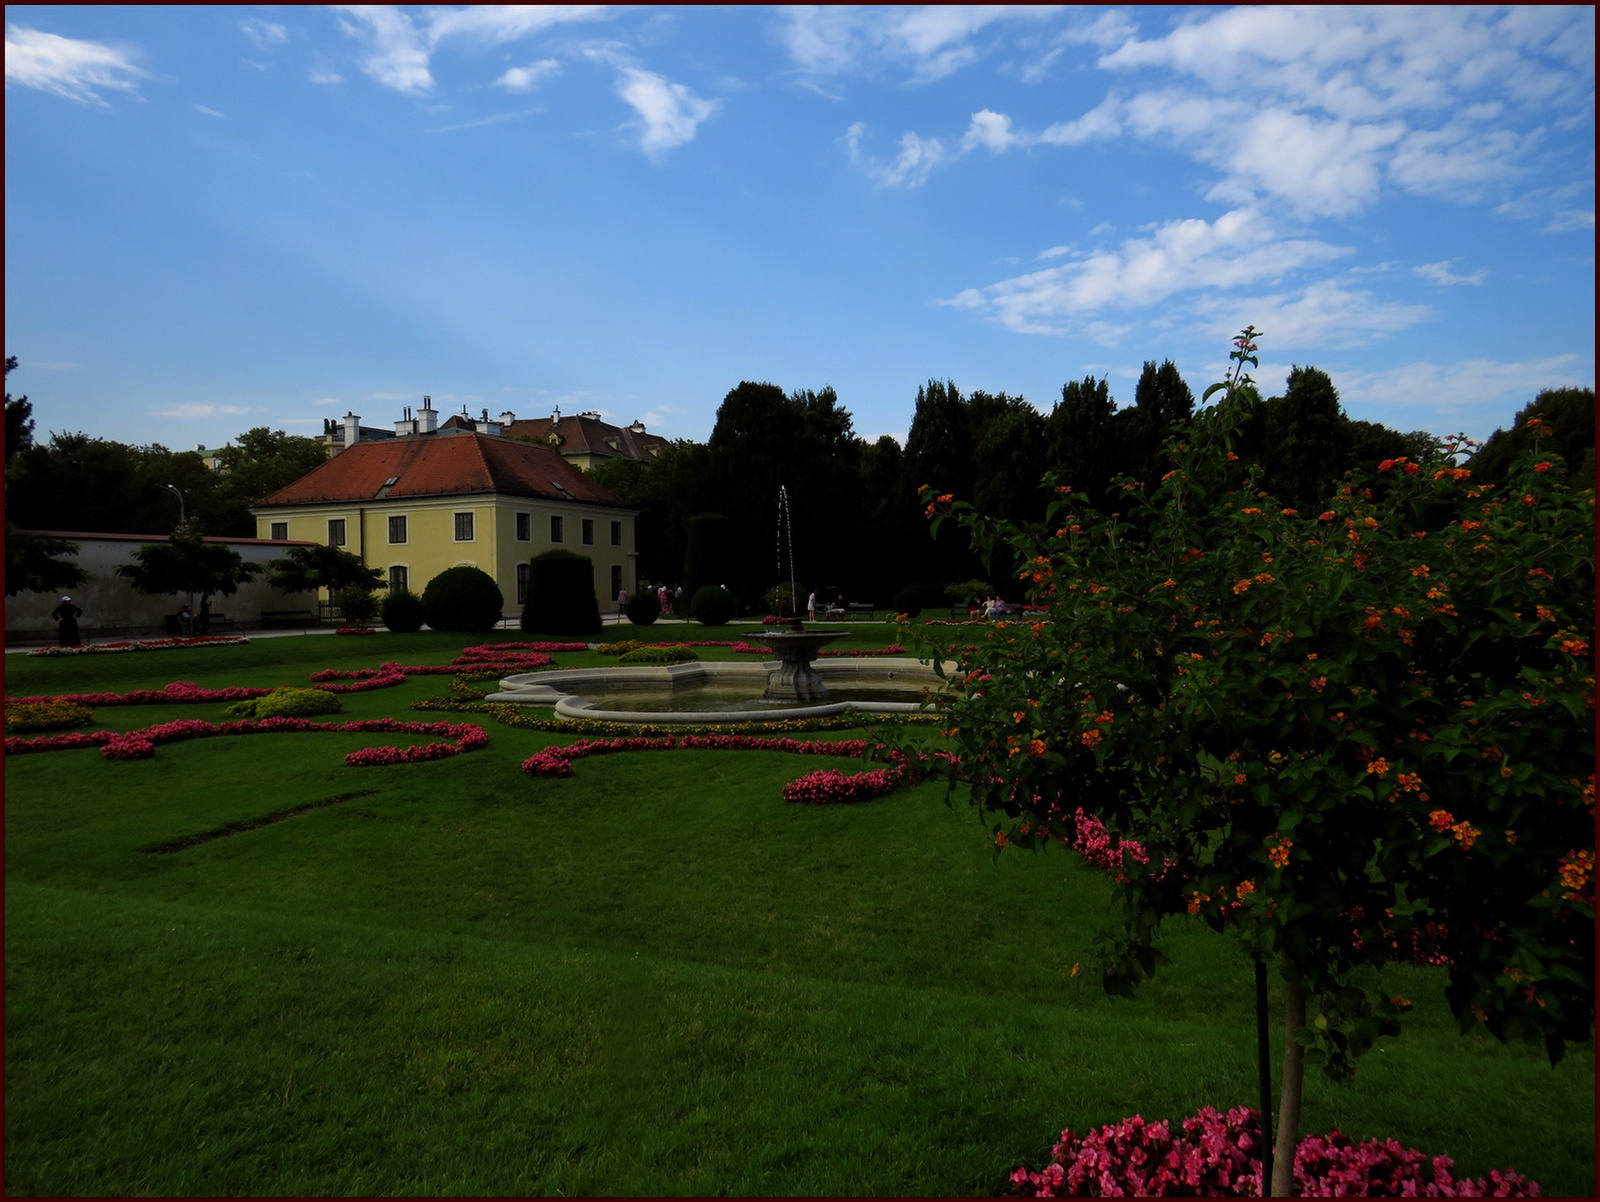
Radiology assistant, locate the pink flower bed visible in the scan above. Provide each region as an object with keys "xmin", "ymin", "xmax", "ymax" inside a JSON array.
[
  {"xmin": 783, "ymin": 766, "xmax": 900, "ymax": 804},
  {"xmin": 10, "ymin": 681, "xmax": 274, "ymax": 708},
  {"xmin": 5, "ymin": 730, "xmax": 118, "ymax": 755},
  {"xmin": 1009, "ymin": 1106, "xmax": 1538, "ymax": 1198},
  {"xmin": 728, "ymin": 641, "xmax": 907, "ymax": 657},
  {"xmin": 26, "ymin": 636, "xmax": 250, "ymax": 656},
  {"xmin": 335, "ymin": 627, "xmax": 376, "ymax": 635},
  {"xmin": 75, "ymin": 716, "xmax": 488, "ymax": 764}
]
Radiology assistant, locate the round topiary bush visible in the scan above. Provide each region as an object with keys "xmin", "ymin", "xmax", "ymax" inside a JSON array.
[
  {"xmin": 521, "ymin": 550, "xmax": 601, "ymax": 636},
  {"xmin": 624, "ymin": 589, "xmax": 660, "ymax": 626},
  {"xmin": 253, "ymin": 687, "xmax": 344, "ymax": 720},
  {"xmin": 381, "ymin": 588, "xmax": 426, "ymax": 633},
  {"xmin": 690, "ymin": 585, "xmax": 736, "ymax": 626},
  {"xmin": 617, "ymin": 645, "xmax": 698, "ymax": 665},
  {"xmin": 422, "ymin": 566, "xmax": 505, "ymax": 633},
  {"xmin": 891, "ymin": 582, "xmax": 950, "ymax": 618}
]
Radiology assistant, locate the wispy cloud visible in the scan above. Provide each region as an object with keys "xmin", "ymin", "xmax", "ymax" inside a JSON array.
[
  {"xmin": 1337, "ymin": 354, "xmax": 1592, "ymax": 413},
  {"xmin": 333, "ymin": 5, "xmax": 611, "ymax": 95},
  {"xmin": 194, "ymin": 104, "xmax": 225, "ymax": 119},
  {"xmin": 776, "ymin": 6, "xmax": 1062, "ymax": 84},
  {"xmin": 4, "ymin": 25, "xmax": 146, "ymax": 105},
  {"xmin": 151, "ymin": 403, "xmax": 250, "ymax": 419},
  {"xmin": 424, "ymin": 109, "xmax": 539, "ymax": 135},
  {"xmin": 844, "ymin": 121, "xmax": 946, "ymax": 188},
  {"xmin": 1414, "ymin": 260, "xmax": 1488, "ymax": 287},
  {"xmin": 616, "ymin": 67, "xmax": 718, "ymax": 157},
  {"xmin": 493, "ymin": 58, "xmax": 560, "ymax": 92},
  {"xmin": 239, "ymin": 17, "xmax": 287, "ymax": 53}
]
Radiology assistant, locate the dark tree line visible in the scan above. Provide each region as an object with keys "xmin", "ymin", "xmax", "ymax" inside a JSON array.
[{"xmin": 593, "ymin": 364, "xmax": 1593, "ymax": 611}]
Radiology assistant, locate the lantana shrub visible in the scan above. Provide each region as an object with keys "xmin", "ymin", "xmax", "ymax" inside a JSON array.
[
  {"xmin": 912, "ymin": 328, "xmax": 1593, "ymax": 1180},
  {"xmin": 4, "ymin": 698, "xmax": 97, "ymax": 734},
  {"xmin": 1009, "ymin": 1107, "xmax": 1539, "ymax": 1198}
]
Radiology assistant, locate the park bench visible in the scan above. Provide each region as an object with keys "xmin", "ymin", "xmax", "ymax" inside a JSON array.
[
  {"xmin": 823, "ymin": 602, "xmax": 875, "ymax": 620},
  {"xmin": 260, "ymin": 609, "xmax": 316, "ymax": 629}
]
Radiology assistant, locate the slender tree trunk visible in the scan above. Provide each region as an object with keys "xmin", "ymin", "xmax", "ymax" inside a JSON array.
[{"xmin": 1270, "ymin": 973, "xmax": 1306, "ymax": 1197}]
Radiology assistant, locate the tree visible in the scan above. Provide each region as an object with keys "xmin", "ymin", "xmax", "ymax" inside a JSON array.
[
  {"xmin": 5, "ymin": 357, "xmax": 88, "ymax": 597},
  {"xmin": 913, "ymin": 328, "xmax": 1593, "ymax": 1195},
  {"xmin": 590, "ymin": 438, "xmax": 712, "ymax": 586},
  {"xmin": 115, "ymin": 530, "xmax": 258, "ymax": 607},
  {"xmin": 1260, "ymin": 366, "xmax": 1351, "ymax": 514},
  {"xmin": 264, "ymin": 543, "xmax": 383, "ymax": 596},
  {"xmin": 1045, "ymin": 375, "xmax": 1118, "ymax": 512},
  {"xmin": 5, "ymin": 355, "xmax": 34, "ymax": 468},
  {"xmin": 199, "ymin": 427, "xmax": 329, "ymax": 536},
  {"xmin": 1471, "ymin": 387, "xmax": 1595, "ymax": 487}
]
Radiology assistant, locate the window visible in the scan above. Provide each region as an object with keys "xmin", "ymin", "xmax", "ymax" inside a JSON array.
[
  {"xmin": 582, "ymin": 518, "xmax": 595, "ymax": 546},
  {"xmin": 389, "ymin": 565, "xmax": 408, "ymax": 592},
  {"xmin": 328, "ymin": 519, "xmax": 346, "ymax": 547},
  {"xmin": 270, "ymin": 521, "xmax": 288, "ymax": 541},
  {"xmin": 516, "ymin": 512, "xmax": 531, "ymax": 541},
  {"xmin": 610, "ymin": 520, "xmax": 623, "ymax": 547},
  {"xmin": 550, "ymin": 515, "xmax": 565, "ymax": 543},
  {"xmin": 610, "ymin": 564, "xmax": 622, "ymax": 599},
  {"xmin": 517, "ymin": 563, "xmax": 530, "ymax": 605},
  {"xmin": 388, "ymin": 515, "xmax": 407, "ymax": 544},
  {"xmin": 454, "ymin": 512, "xmax": 474, "ymax": 541}
]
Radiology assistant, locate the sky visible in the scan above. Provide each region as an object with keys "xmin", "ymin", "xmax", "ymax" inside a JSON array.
[{"xmin": 4, "ymin": 5, "xmax": 1594, "ymax": 455}]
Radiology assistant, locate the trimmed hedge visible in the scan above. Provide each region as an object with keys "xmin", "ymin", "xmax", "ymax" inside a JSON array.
[
  {"xmin": 624, "ymin": 589, "xmax": 660, "ymax": 626},
  {"xmin": 380, "ymin": 589, "xmax": 426, "ymax": 633},
  {"xmin": 224, "ymin": 687, "xmax": 344, "ymax": 721},
  {"xmin": 891, "ymin": 582, "xmax": 949, "ymax": 617},
  {"xmin": 421, "ymin": 566, "xmax": 505, "ymax": 633},
  {"xmin": 617, "ymin": 645, "xmax": 698, "ymax": 665},
  {"xmin": 690, "ymin": 585, "xmax": 736, "ymax": 626},
  {"xmin": 521, "ymin": 550, "xmax": 601, "ymax": 636}
]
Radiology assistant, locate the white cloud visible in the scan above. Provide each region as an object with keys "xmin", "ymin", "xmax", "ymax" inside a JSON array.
[
  {"xmin": 309, "ymin": 67, "xmax": 343, "ymax": 85},
  {"xmin": 334, "ymin": 5, "xmax": 610, "ymax": 94},
  {"xmin": 311, "ymin": 398, "xmax": 342, "ymax": 406},
  {"xmin": 493, "ymin": 58, "xmax": 560, "ymax": 92},
  {"xmin": 616, "ymin": 67, "xmax": 718, "ymax": 157},
  {"xmin": 1190, "ymin": 280, "xmax": 1432, "ymax": 350},
  {"xmin": 845, "ymin": 122, "xmax": 946, "ymax": 188},
  {"xmin": 961, "ymin": 108, "xmax": 1020, "ymax": 153},
  {"xmin": 1337, "ymin": 355, "xmax": 1592, "ymax": 412},
  {"xmin": 943, "ymin": 209, "xmax": 1351, "ymax": 336},
  {"xmin": 4, "ymin": 25, "xmax": 146, "ymax": 105},
  {"xmin": 239, "ymin": 18, "xmax": 287, "ymax": 52},
  {"xmin": 152, "ymin": 403, "xmax": 251, "ymax": 419},
  {"xmin": 194, "ymin": 104, "xmax": 225, "ymax": 119},
  {"xmin": 776, "ymin": 5, "xmax": 1061, "ymax": 83},
  {"xmin": 1414, "ymin": 261, "xmax": 1487, "ymax": 287},
  {"xmin": 333, "ymin": 6, "xmax": 432, "ymax": 93},
  {"xmin": 1544, "ymin": 209, "xmax": 1595, "ymax": 233}
]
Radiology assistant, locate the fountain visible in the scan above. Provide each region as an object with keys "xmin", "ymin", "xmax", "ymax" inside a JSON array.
[{"xmin": 753, "ymin": 616, "xmax": 847, "ymax": 701}]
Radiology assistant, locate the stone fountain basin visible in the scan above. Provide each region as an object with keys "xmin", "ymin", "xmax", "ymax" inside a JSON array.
[{"xmin": 484, "ymin": 657, "xmax": 954, "ymax": 725}]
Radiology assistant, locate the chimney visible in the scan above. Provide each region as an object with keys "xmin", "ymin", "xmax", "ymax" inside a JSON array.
[
  {"xmin": 395, "ymin": 405, "xmax": 419, "ymax": 436},
  {"xmin": 552, "ymin": 405, "xmax": 561, "ymax": 425},
  {"xmin": 499, "ymin": 410, "xmax": 516, "ymax": 427},
  {"xmin": 419, "ymin": 395, "xmax": 437, "ymax": 434},
  {"xmin": 343, "ymin": 411, "xmax": 361, "ymax": 449}
]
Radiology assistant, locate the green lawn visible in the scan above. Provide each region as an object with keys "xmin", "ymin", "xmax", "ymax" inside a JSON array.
[{"xmin": 5, "ymin": 626, "xmax": 1594, "ymax": 1196}]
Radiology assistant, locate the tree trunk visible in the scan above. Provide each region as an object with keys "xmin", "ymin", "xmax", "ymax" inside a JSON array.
[{"xmin": 1270, "ymin": 973, "xmax": 1306, "ymax": 1197}]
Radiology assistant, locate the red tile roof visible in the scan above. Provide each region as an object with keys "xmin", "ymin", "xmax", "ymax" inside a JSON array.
[
  {"xmin": 257, "ymin": 432, "xmax": 631, "ymax": 509},
  {"xmin": 502, "ymin": 414, "xmax": 669, "ymax": 462}
]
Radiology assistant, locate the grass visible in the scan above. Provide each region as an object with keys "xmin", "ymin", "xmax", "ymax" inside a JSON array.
[{"xmin": 5, "ymin": 623, "xmax": 1594, "ymax": 1195}]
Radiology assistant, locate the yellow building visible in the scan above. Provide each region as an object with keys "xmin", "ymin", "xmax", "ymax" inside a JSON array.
[{"xmin": 253, "ymin": 429, "xmax": 637, "ymax": 617}]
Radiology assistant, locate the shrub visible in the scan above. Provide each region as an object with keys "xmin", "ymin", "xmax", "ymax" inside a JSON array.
[
  {"xmin": 617, "ymin": 645, "xmax": 698, "ymax": 665},
  {"xmin": 763, "ymin": 581, "xmax": 804, "ymax": 617},
  {"xmin": 521, "ymin": 550, "xmax": 601, "ymax": 636},
  {"xmin": 422, "ymin": 566, "xmax": 505, "ymax": 633},
  {"xmin": 380, "ymin": 588, "xmax": 426, "ymax": 633},
  {"xmin": 596, "ymin": 640, "xmax": 644, "ymax": 657},
  {"xmin": 891, "ymin": 582, "xmax": 947, "ymax": 617},
  {"xmin": 335, "ymin": 586, "xmax": 380, "ymax": 626},
  {"xmin": 4, "ymin": 698, "xmax": 96, "ymax": 734},
  {"xmin": 625, "ymin": 589, "xmax": 661, "ymax": 626},
  {"xmin": 251, "ymin": 688, "xmax": 344, "ymax": 720},
  {"xmin": 690, "ymin": 585, "xmax": 736, "ymax": 626}
]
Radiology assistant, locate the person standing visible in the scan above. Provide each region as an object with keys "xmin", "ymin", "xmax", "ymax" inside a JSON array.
[
  {"xmin": 616, "ymin": 585, "xmax": 629, "ymax": 623},
  {"xmin": 51, "ymin": 596, "xmax": 83, "ymax": 647},
  {"xmin": 807, "ymin": 590, "xmax": 817, "ymax": 622},
  {"xmin": 178, "ymin": 604, "xmax": 192, "ymax": 635}
]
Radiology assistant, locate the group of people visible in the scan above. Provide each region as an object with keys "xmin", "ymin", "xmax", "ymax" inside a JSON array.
[
  {"xmin": 48, "ymin": 594, "xmax": 215, "ymax": 647},
  {"xmin": 616, "ymin": 582, "xmax": 683, "ymax": 618},
  {"xmin": 980, "ymin": 595, "xmax": 1009, "ymax": 619}
]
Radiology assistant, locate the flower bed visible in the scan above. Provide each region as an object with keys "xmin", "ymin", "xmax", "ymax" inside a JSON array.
[
  {"xmin": 9, "ymin": 681, "xmax": 275, "ymax": 708},
  {"xmin": 1008, "ymin": 1106, "xmax": 1539, "ymax": 1198},
  {"xmin": 335, "ymin": 627, "xmax": 376, "ymax": 635},
  {"xmin": 783, "ymin": 766, "xmax": 901, "ymax": 804},
  {"xmin": 5, "ymin": 730, "xmax": 118, "ymax": 755},
  {"xmin": 415, "ymin": 694, "xmax": 944, "ymax": 737},
  {"xmin": 25, "ymin": 635, "xmax": 251, "ymax": 656},
  {"xmin": 4, "ymin": 698, "xmax": 97, "ymax": 734}
]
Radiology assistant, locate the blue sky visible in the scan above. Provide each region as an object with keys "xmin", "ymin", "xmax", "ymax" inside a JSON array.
[{"xmin": 5, "ymin": 5, "xmax": 1594, "ymax": 454}]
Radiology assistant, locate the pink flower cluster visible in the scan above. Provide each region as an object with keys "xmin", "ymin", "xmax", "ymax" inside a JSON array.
[
  {"xmin": 522, "ymin": 734, "xmax": 873, "ymax": 779},
  {"xmin": 1010, "ymin": 1107, "xmax": 1539, "ymax": 1198},
  {"xmin": 26, "ymin": 635, "xmax": 250, "ymax": 657},
  {"xmin": 461, "ymin": 641, "xmax": 590, "ymax": 653},
  {"xmin": 335, "ymin": 627, "xmax": 376, "ymax": 635},
  {"xmin": 783, "ymin": 766, "xmax": 900, "ymax": 804},
  {"xmin": 10, "ymin": 681, "xmax": 274, "ymax": 708},
  {"xmin": 1063, "ymin": 805, "xmax": 1156, "ymax": 884},
  {"xmin": 5, "ymin": 730, "xmax": 117, "ymax": 755},
  {"xmin": 76, "ymin": 716, "xmax": 488, "ymax": 764}
]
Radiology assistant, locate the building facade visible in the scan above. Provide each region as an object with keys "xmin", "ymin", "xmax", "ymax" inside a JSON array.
[{"xmin": 253, "ymin": 429, "xmax": 638, "ymax": 616}]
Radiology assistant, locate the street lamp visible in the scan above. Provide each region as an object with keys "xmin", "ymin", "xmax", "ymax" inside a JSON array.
[{"xmin": 166, "ymin": 484, "xmax": 187, "ymax": 530}]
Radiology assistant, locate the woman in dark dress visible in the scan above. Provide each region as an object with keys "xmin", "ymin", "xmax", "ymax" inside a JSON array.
[{"xmin": 51, "ymin": 596, "xmax": 83, "ymax": 646}]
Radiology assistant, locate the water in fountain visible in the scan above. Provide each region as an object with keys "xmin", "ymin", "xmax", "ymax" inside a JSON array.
[{"xmin": 775, "ymin": 485, "xmax": 796, "ymax": 616}]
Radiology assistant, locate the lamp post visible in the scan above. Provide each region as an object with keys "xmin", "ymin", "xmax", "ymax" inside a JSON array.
[{"xmin": 166, "ymin": 484, "xmax": 187, "ymax": 531}]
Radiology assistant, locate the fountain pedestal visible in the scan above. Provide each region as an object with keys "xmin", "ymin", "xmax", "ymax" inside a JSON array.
[{"xmin": 755, "ymin": 618, "xmax": 848, "ymax": 702}]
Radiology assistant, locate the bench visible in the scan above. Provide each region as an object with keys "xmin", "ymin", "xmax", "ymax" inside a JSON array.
[
  {"xmin": 823, "ymin": 602, "xmax": 875, "ymax": 620},
  {"xmin": 260, "ymin": 609, "xmax": 316, "ymax": 628}
]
